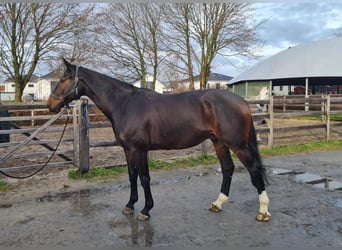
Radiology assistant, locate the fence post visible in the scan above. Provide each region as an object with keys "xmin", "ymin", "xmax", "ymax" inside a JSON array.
[
  {"xmin": 73, "ymin": 103, "xmax": 79, "ymax": 167},
  {"xmin": 325, "ymin": 95, "xmax": 330, "ymax": 141},
  {"xmin": 321, "ymin": 95, "xmax": 325, "ymax": 122},
  {"xmin": 79, "ymin": 97, "xmax": 90, "ymax": 174},
  {"xmin": 267, "ymin": 96, "xmax": 274, "ymax": 147},
  {"xmin": 31, "ymin": 109, "xmax": 34, "ymax": 126}
]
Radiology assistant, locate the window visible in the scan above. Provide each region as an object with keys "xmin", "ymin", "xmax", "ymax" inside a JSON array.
[{"xmin": 28, "ymin": 84, "xmax": 34, "ymax": 88}]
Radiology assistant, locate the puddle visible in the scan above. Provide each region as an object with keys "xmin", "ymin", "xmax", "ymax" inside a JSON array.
[
  {"xmin": 35, "ymin": 172, "xmax": 205, "ymax": 205},
  {"xmin": 36, "ymin": 188, "xmax": 94, "ymax": 202},
  {"xmin": 109, "ymin": 216, "xmax": 154, "ymax": 246},
  {"xmin": 271, "ymin": 168, "xmax": 304, "ymax": 176},
  {"xmin": 335, "ymin": 199, "xmax": 342, "ymax": 208},
  {"xmin": 154, "ymin": 175, "xmax": 191, "ymax": 185},
  {"xmin": 272, "ymin": 167, "xmax": 342, "ymax": 191},
  {"xmin": 0, "ymin": 203, "xmax": 13, "ymax": 208},
  {"xmin": 15, "ymin": 216, "xmax": 35, "ymax": 225}
]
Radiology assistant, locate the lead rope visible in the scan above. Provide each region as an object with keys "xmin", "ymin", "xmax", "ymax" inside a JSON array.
[{"xmin": 0, "ymin": 111, "xmax": 70, "ymax": 179}]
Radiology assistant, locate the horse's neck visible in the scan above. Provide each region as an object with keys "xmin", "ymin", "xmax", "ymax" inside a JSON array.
[{"xmin": 82, "ymin": 70, "xmax": 132, "ymax": 122}]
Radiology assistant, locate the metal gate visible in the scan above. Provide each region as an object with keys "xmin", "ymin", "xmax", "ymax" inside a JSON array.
[{"xmin": 0, "ymin": 104, "xmax": 76, "ymax": 175}]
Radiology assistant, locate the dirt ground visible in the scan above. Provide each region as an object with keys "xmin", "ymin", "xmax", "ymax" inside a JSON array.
[{"xmin": 0, "ymin": 149, "xmax": 342, "ymax": 247}]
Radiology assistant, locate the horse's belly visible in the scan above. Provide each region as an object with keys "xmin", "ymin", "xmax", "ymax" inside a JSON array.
[{"xmin": 150, "ymin": 129, "xmax": 210, "ymax": 150}]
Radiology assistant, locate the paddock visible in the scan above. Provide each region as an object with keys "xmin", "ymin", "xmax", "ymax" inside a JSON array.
[{"xmin": 0, "ymin": 150, "xmax": 341, "ymax": 247}]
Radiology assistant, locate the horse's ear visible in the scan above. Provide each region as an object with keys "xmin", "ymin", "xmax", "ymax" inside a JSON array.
[{"xmin": 62, "ymin": 58, "xmax": 72, "ymax": 69}]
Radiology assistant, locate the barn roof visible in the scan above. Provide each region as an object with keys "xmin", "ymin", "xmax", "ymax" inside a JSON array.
[{"xmin": 230, "ymin": 37, "xmax": 342, "ymax": 86}]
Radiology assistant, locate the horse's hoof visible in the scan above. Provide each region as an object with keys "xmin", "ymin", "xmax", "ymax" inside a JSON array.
[
  {"xmin": 208, "ymin": 203, "xmax": 222, "ymax": 213},
  {"xmin": 256, "ymin": 212, "xmax": 271, "ymax": 222},
  {"xmin": 122, "ymin": 207, "xmax": 135, "ymax": 215},
  {"xmin": 137, "ymin": 212, "xmax": 150, "ymax": 221}
]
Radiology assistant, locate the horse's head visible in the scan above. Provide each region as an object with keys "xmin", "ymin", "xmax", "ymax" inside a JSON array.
[{"xmin": 47, "ymin": 59, "xmax": 81, "ymax": 113}]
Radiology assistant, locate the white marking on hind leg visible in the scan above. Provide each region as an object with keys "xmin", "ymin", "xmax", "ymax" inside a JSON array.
[
  {"xmin": 257, "ymin": 191, "xmax": 271, "ymax": 220},
  {"xmin": 209, "ymin": 193, "xmax": 229, "ymax": 212}
]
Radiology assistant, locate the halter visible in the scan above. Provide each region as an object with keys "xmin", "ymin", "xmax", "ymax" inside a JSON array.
[{"xmin": 50, "ymin": 66, "xmax": 80, "ymax": 108}]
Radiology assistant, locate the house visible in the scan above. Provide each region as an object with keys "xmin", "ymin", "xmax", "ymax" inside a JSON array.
[
  {"xmin": 1, "ymin": 71, "xmax": 59, "ymax": 102},
  {"xmin": 166, "ymin": 73, "xmax": 233, "ymax": 92},
  {"xmin": 2, "ymin": 75, "xmax": 40, "ymax": 101},
  {"xmin": 36, "ymin": 69, "xmax": 61, "ymax": 101},
  {"xmin": 0, "ymin": 84, "xmax": 10, "ymax": 102},
  {"xmin": 132, "ymin": 74, "xmax": 166, "ymax": 94}
]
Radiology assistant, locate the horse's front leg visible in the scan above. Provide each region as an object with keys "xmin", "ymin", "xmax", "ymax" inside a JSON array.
[
  {"xmin": 136, "ymin": 151, "xmax": 154, "ymax": 221},
  {"xmin": 122, "ymin": 150, "xmax": 139, "ymax": 215}
]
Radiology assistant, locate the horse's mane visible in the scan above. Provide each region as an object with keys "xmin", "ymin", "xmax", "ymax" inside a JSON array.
[
  {"xmin": 81, "ymin": 66, "xmax": 160, "ymax": 95},
  {"xmin": 83, "ymin": 66, "xmax": 136, "ymax": 91}
]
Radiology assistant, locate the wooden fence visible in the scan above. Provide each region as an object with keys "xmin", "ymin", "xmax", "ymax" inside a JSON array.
[
  {"xmin": 0, "ymin": 104, "xmax": 76, "ymax": 174},
  {"xmin": 255, "ymin": 95, "xmax": 342, "ymax": 147},
  {"xmin": 1, "ymin": 94, "xmax": 342, "ymax": 175},
  {"xmin": 272, "ymin": 95, "xmax": 342, "ymax": 143}
]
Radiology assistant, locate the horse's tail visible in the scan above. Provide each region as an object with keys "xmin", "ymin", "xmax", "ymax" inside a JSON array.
[{"xmin": 248, "ymin": 119, "xmax": 269, "ymax": 185}]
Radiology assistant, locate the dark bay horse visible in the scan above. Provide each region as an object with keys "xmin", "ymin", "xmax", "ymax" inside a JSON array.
[{"xmin": 47, "ymin": 59, "xmax": 271, "ymax": 222}]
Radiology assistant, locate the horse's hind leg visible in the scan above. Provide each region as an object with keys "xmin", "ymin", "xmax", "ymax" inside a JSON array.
[
  {"xmin": 209, "ymin": 142, "xmax": 234, "ymax": 213},
  {"xmin": 233, "ymin": 146, "xmax": 271, "ymax": 222}
]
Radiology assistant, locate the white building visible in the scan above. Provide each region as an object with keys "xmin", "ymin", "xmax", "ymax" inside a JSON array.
[
  {"xmin": 2, "ymin": 75, "xmax": 40, "ymax": 101},
  {"xmin": 166, "ymin": 73, "xmax": 233, "ymax": 93},
  {"xmin": 132, "ymin": 74, "xmax": 166, "ymax": 93},
  {"xmin": 1, "ymin": 71, "xmax": 59, "ymax": 102}
]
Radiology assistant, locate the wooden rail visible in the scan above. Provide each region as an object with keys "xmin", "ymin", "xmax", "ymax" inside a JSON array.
[
  {"xmin": 1, "ymin": 94, "xmax": 342, "ymax": 175},
  {"xmin": 76, "ymin": 95, "xmax": 342, "ymax": 172}
]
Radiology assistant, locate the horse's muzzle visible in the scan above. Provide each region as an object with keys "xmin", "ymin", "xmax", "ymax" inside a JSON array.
[{"xmin": 47, "ymin": 96, "xmax": 63, "ymax": 113}]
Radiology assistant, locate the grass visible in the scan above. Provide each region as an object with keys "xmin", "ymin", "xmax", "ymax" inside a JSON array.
[
  {"xmin": 68, "ymin": 164, "xmax": 127, "ymax": 180},
  {"xmin": 0, "ymin": 180, "xmax": 9, "ymax": 192},
  {"xmin": 293, "ymin": 114, "xmax": 342, "ymax": 122},
  {"xmin": 68, "ymin": 139, "xmax": 342, "ymax": 180},
  {"xmin": 68, "ymin": 154, "xmax": 218, "ymax": 181},
  {"xmin": 260, "ymin": 140, "xmax": 342, "ymax": 156}
]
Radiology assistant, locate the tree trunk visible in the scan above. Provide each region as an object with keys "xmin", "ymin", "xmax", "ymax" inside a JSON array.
[
  {"xmin": 200, "ymin": 64, "xmax": 210, "ymax": 89},
  {"xmin": 15, "ymin": 85, "xmax": 23, "ymax": 102}
]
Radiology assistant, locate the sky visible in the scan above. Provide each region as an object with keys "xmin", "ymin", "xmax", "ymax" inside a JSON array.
[
  {"xmin": 2, "ymin": 2, "xmax": 342, "ymax": 82},
  {"xmin": 215, "ymin": 2, "xmax": 342, "ymax": 78}
]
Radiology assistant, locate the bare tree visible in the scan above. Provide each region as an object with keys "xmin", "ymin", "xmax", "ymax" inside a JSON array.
[
  {"xmin": 0, "ymin": 3, "xmax": 93, "ymax": 102},
  {"xmin": 46, "ymin": 4, "xmax": 98, "ymax": 70},
  {"xmin": 140, "ymin": 3, "xmax": 163, "ymax": 90},
  {"xmin": 98, "ymin": 3, "xmax": 162, "ymax": 89},
  {"xmin": 162, "ymin": 3, "xmax": 196, "ymax": 90},
  {"xmin": 163, "ymin": 3, "xmax": 263, "ymax": 90},
  {"xmin": 192, "ymin": 3, "xmax": 263, "ymax": 89}
]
